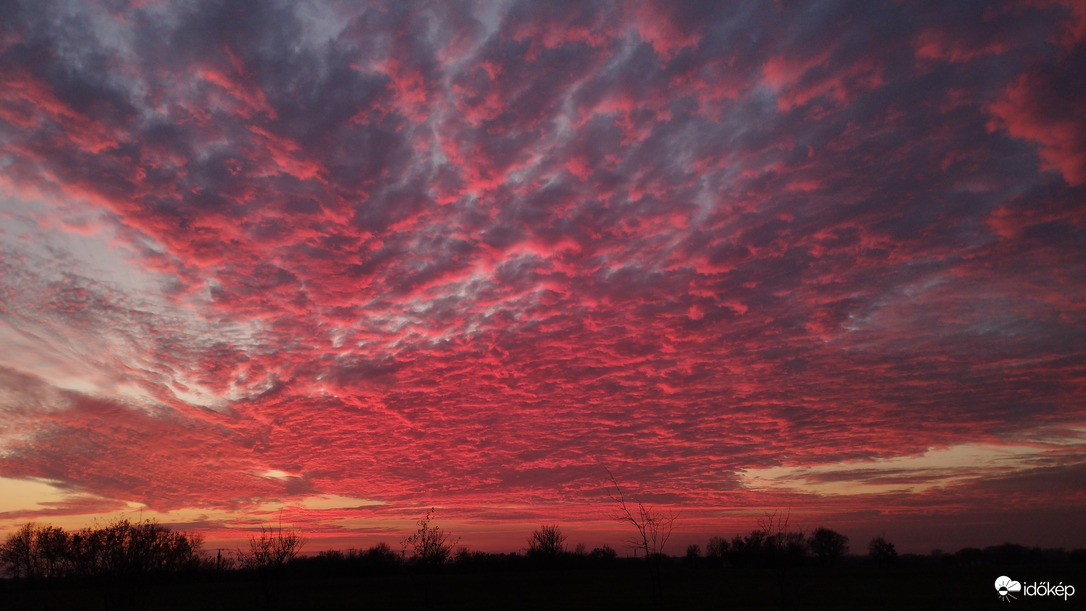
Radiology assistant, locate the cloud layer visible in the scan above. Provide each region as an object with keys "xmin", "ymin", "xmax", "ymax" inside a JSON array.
[{"xmin": 1, "ymin": 0, "xmax": 1084, "ymax": 551}]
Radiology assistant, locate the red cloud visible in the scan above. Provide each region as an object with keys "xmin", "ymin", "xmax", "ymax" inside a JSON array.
[
  {"xmin": 987, "ymin": 57, "xmax": 1086, "ymax": 186},
  {"xmin": 0, "ymin": 0, "xmax": 1083, "ymax": 554}
]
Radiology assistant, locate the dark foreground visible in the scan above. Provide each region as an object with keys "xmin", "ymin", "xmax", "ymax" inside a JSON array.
[{"xmin": 3, "ymin": 559, "xmax": 1082, "ymax": 610}]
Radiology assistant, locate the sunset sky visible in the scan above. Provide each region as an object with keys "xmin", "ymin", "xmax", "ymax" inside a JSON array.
[{"xmin": 1, "ymin": 0, "xmax": 1084, "ymax": 556}]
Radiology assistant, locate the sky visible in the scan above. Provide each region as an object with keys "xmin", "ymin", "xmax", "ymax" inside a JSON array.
[{"xmin": 0, "ymin": 0, "xmax": 1084, "ymax": 556}]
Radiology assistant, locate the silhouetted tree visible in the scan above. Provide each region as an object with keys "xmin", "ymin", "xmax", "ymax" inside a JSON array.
[
  {"xmin": 757, "ymin": 511, "xmax": 806, "ymax": 560},
  {"xmin": 1, "ymin": 518, "xmax": 204, "ymax": 580},
  {"xmin": 402, "ymin": 508, "xmax": 459, "ymax": 566},
  {"xmin": 869, "ymin": 535, "xmax": 898, "ymax": 564},
  {"xmin": 239, "ymin": 522, "xmax": 305, "ymax": 570},
  {"xmin": 1, "ymin": 522, "xmax": 38, "ymax": 579},
  {"xmin": 726, "ymin": 511, "xmax": 807, "ymax": 565},
  {"xmin": 401, "ymin": 509, "xmax": 460, "ymax": 608},
  {"xmin": 684, "ymin": 544, "xmax": 701, "ymax": 566},
  {"xmin": 606, "ymin": 469, "xmax": 677, "ymax": 558},
  {"xmin": 706, "ymin": 536, "xmax": 729, "ymax": 563},
  {"xmin": 94, "ymin": 518, "xmax": 205, "ymax": 576},
  {"xmin": 720, "ymin": 512, "xmax": 811, "ymax": 567},
  {"xmin": 606, "ymin": 469, "xmax": 676, "ymax": 611},
  {"xmin": 35, "ymin": 525, "xmax": 69, "ymax": 578},
  {"xmin": 808, "ymin": 527, "xmax": 849, "ymax": 564},
  {"xmin": 527, "ymin": 524, "xmax": 567, "ymax": 558}
]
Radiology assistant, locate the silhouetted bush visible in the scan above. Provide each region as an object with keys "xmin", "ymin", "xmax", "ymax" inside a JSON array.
[
  {"xmin": 588, "ymin": 544, "xmax": 617, "ymax": 564},
  {"xmin": 716, "ymin": 513, "xmax": 810, "ymax": 567},
  {"xmin": 982, "ymin": 543, "xmax": 1040, "ymax": 565},
  {"xmin": 450, "ymin": 549, "xmax": 528, "ymax": 572},
  {"xmin": 364, "ymin": 541, "xmax": 402, "ymax": 571}
]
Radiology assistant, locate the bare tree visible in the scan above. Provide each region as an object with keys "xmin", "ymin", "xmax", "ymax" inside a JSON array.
[
  {"xmin": 756, "ymin": 510, "xmax": 806, "ymax": 559},
  {"xmin": 527, "ymin": 524, "xmax": 566, "ymax": 557},
  {"xmin": 606, "ymin": 468, "xmax": 677, "ymax": 558},
  {"xmin": 240, "ymin": 519, "xmax": 305, "ymax": 571},
  {"xmin": 401, "ymin": 508, "xmax": 459, "ymax": 566}
]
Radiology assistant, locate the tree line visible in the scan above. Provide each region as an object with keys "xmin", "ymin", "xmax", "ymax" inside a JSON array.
[
  {"xmin": 4, "ymin": 512, "xmax": 1082, "ymax": 583},
  {"xmin": 0, "ymin": 519, "xmax": 204, "ymax": 580},
  {"xmin": 0, "ymin": 517, "xmax": 305, "ymax": 581}
]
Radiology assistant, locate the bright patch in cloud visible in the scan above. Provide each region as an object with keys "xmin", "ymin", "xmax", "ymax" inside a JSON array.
[{"xmin": 740, "ymin": 432, "xmax": 1086, "ymax": 496}]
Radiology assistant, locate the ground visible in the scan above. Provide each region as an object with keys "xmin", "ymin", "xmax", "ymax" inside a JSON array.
[{"xmin": 3, "ymin": 559, "xmax": 1081, "ymax": 610}]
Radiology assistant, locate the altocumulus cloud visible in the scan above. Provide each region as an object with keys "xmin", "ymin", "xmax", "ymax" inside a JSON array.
[{"xmin": 0, "ymin": 0, "xmax": 1084, "ymax": 551}]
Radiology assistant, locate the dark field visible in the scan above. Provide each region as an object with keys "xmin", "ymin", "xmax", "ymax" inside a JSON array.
[{"xmin": 4, "ymin": 560, "xmax": 1082, "ymax": 610}]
